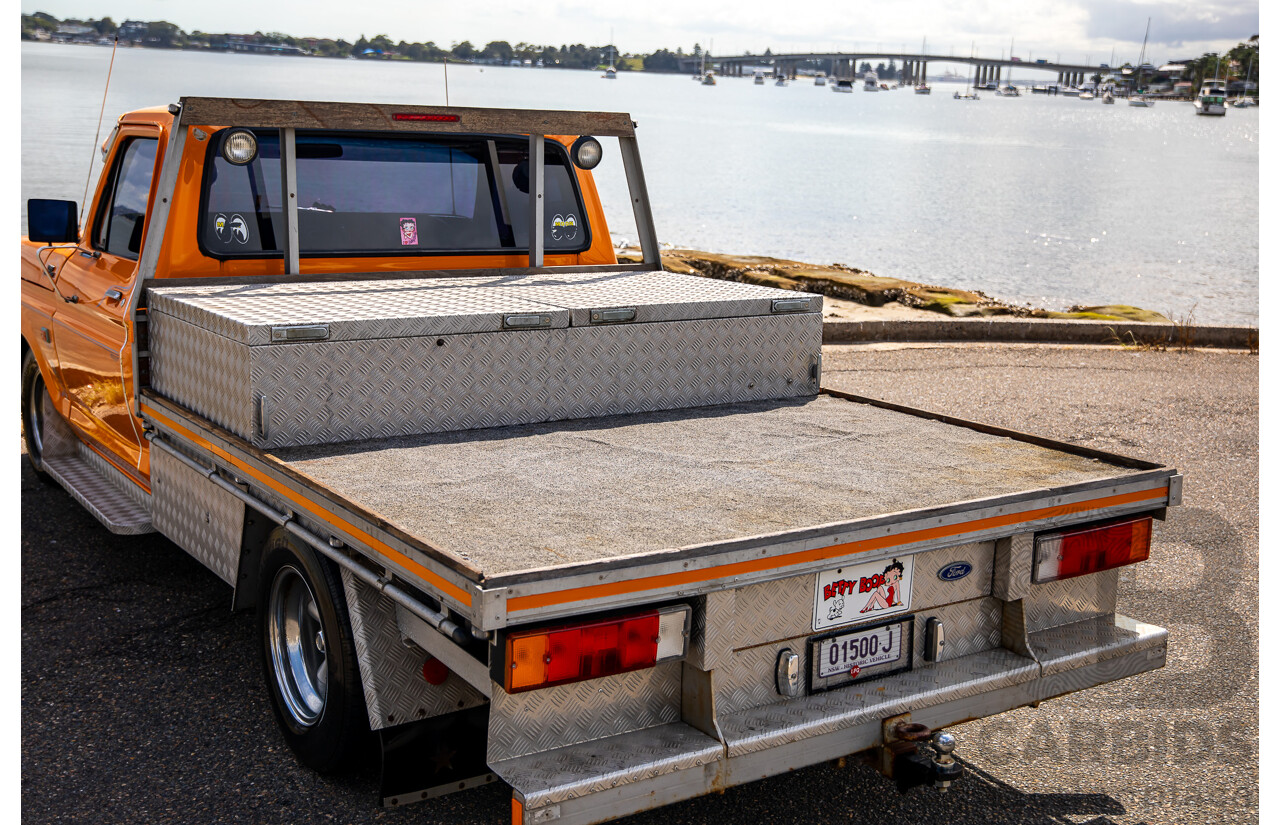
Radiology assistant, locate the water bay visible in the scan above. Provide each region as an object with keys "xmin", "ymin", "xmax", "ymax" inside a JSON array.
[{"xmin": 21, "ymin": 42, "xmax": 1258, "ymax": 324}]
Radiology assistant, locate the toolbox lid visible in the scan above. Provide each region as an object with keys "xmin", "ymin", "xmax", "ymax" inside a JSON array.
[
  {"xmin": 147, "ymin": 278, "xmax": 571, "ymax": 345},
  {"xmin": 147, "ymin": 270, "xmax": 821, "ymax": 346}
]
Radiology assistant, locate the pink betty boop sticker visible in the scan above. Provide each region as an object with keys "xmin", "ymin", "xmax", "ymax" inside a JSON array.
[{"xmin": 399, "ymin": 217, "xmax": 419, "ymax": 246}]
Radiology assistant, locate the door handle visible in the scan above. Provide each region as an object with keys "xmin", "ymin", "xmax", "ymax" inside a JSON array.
[{"xmin": 104, "ymin": 288, "xmax": 124, "ymax": 303}]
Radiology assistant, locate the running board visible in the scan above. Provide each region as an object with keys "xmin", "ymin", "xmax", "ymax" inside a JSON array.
[
  {"xmin": 38, "ymin": 391, "xmax": 154, "ymax": 535},
  {"xmin": 43, "ymin": 451, "xmax": 155, "ymax": 535}
]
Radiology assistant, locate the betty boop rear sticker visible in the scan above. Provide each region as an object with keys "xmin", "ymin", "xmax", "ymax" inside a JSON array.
[
  {"xmin": 400, "ymin": 217, "xmax": 419, "ymax": 246},
  {"xmin": 813, "ymin": 555, "xmax": 914, "ymax": 631}
]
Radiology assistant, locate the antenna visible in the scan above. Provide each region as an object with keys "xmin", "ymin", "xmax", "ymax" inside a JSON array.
[
  {"xmin": 82, "ymin": 35, "xmax": 119, "ymax": 226},
  {"xmin": 443, "ymin": 58, "xmax": 450, "ymax": 105}
]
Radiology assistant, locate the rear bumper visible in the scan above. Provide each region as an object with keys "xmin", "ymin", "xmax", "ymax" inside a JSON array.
[{"xmin": 494, "ymin": 614, "xmax": 1166, "ymax": 825}]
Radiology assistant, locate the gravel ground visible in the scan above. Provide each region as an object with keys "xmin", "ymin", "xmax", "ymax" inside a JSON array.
[{"xmin": 21, "ymin": 344, "xmax": 1258, "ymax": 825}]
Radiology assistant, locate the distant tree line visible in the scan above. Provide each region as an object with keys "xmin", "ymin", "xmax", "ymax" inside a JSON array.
[
  {"xmin": 20, "ymin": 13, "xmax": 1261, "ymax": 91},
  {"xmin": 21, "ymin": 12, "xmax": 660, "ymax": 70}
]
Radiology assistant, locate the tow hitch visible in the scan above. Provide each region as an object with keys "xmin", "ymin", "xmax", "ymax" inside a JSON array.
[{"xmin": 878, "ymin": 715, "xmax": 963, "ymax": 794}]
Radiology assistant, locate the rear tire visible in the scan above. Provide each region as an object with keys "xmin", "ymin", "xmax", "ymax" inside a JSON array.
[
  {"xmin": 22, "ymin": 348, "xmax": 54, "ymax": 481},
  {"xmin": 258, "ymin": 531, "xmax": 369, "ymax": 773}
]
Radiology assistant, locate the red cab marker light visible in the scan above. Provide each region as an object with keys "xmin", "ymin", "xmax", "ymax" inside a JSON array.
[
  {"xmin": 1033, "ymin": 516, "xmax": 1153, "ymax": 583},
  {"xmin": 502, "ymin": 606, "xmax": 690, "ymax": 694},
  {"xmin": 393, "ymin": 113, "xmax": 460, "ymax": 122}
]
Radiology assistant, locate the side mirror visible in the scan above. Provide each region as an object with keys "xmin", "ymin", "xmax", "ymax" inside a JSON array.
[{"xmin": 27, "ymin": 199, "xmax": 79, "ymax": 244}]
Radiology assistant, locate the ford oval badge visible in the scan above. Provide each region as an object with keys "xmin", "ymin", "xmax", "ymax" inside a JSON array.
[{"xmin": 937, "ymin": 561, "xmax": 973, "ymax": 582}]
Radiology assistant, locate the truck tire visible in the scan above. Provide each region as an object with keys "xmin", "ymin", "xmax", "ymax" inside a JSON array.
[
  {"xmin": 22, "ymin": 348, "xmax": 53, "ymax": 480},
  {"xmin": 258, "ymin": 531, "xmax": 370, "ymax": 773}
]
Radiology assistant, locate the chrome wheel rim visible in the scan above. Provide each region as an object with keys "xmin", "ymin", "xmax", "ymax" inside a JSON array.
[
  {"xmin": 268, "ymin": 565, "xmax": 328, "ymax": 727},
  {"xmin": 26, "ymin": 368, "xmax": 45, "ymax": 458}
]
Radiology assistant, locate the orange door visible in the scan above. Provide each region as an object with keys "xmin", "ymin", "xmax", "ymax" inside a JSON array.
[{"xmin": 51, "ymin": 129, "xmax": 160, "ymax": 470}]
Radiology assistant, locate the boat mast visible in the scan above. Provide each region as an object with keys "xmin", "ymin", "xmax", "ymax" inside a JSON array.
[{"xmin": 1136, "ymin": 17, "xmax": 1150, "ymax": 95}]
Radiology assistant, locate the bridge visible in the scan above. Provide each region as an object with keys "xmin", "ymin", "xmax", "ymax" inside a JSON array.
[{"xmin": 680, "ymin": 51, "xmax": 1111, "ymax": 87}]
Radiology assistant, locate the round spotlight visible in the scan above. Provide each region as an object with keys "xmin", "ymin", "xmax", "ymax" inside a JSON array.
[
  {"xmin": 570, "ymin": 136, "xmax": 603, "ymax": 170},
  {"xmin": 221, "ymin": 129, "xmax": 259, "ymax": 165}
]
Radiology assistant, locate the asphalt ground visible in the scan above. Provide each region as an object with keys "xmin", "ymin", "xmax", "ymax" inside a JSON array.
[{"xmin": 21, "ymin": 344, "xmax": 1259, "ymax": 824}]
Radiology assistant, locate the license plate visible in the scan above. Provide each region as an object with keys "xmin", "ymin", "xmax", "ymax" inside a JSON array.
[{"xmin": 809, "ymin": 617, "xmax": 913, "ymax": 691}]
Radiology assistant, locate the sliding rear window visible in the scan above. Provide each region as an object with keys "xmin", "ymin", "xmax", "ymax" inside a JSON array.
[{"xmin": 199, "ymin": 130, "xmax": 590, "ymax": 258}]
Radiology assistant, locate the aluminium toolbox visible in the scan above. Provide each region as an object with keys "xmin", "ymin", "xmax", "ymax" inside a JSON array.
[{"xmin": 146, "ymin": 270, "xmax": 823, "ymax": 449}]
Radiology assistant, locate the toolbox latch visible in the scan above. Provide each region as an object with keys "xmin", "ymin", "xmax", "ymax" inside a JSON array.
[
  {"xmin": 771, "ymin": 298, "xmax": 813, "ymax": 314},
  {"xmin": 503, "ymin": 314, "xmax": 553, "ymax": 330},
  {"xmin": 589, "ymin": 306, "xmax": 637, "ymax": 324},
  {"xmin": 271, "ymin": 324, "xmax": 330, "ymax": 343}
]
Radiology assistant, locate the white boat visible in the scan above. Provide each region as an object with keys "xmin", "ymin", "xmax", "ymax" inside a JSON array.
[
  {"xmin": 814, "ymin": 73, "xmax": 827, "ymax": 87},
  {"xmin": 1103, "ymin": 91, "xmax": 1115, "ymax": 104},
  {"xmin": 1194, "ymin": 79, "xmax": 1227, "ymax": 115},
  {"xmin": 602, "ymin": 35, "xmax": 617, "ymax": 79},
  {"xmin": 1079, "ymin": 90, "xmax": 1095, "ymax": 100},
  {"xmin": 953, "ymin": 90, "xmax": 979, "ymax": 100},
  {"xmin": 995, "ymin": 85, "xmax": 1020, "ymax": 96},
  {"xmin": 914, "ymin": 84, "xmax": 931, "ymax": 94},
  {"xmin": 863, "ymin": 71, "xmax": 879, "ymax": 91},
  {"xmin": 754, "ymin": 71, "xmax": 765, "ymax": 85},
  {"xmin": 1230, "ymin": 53, "xmax": 1256, "ymax": 107},
  {"xmin": 775, "ymin": 75, "xmax": 788, "ymax": 87},
  {"xmin": 1127, "ymin": 19, "xmax": 1157, "ymax": 105},
  {"xmin": 831, "ymin": 79, "xmax": 854, "ymax": 93},
  {"xmin": 701, "ymin": 72, "xmax": 716, "ymax": 86}
]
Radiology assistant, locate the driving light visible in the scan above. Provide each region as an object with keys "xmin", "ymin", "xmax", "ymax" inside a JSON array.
[
  {"xmin": 221, "ymin": 129, "xmax": 258, "ymax": 165},
  {"xmin": 571, "ymin": 136, "xmax": 603, "ymax": 170}
]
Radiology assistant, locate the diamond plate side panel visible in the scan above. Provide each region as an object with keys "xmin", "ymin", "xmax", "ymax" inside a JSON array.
[
  {"xmin": 340, "ymin": 570, "xmax": 486, "ymax": 730},
  {"xmin": 728, "ymin": 541, "xmax": 995, "ymax": 648},
  {"xmin": 717, "ymin": 642, "xmax": 799, "ymax": 715},
  {"xmin": 730, "ymin": 576, "xmax": 813, "ymax": 647},
  {"xmin": 718, "ymin": 647, "xmax": 1039, "ymax": 759},
  {"xmin": 149, "ymin": 310, "xmax": 254, "ymax": 440},
  {"xmin": 687, "ymin": 590, "xmax": 735, "ymax": 671},
  {"xmin": 490, "ymin": 723, "xmax": 723, "ymax": 809},
  {"xmin": 242, "ymin": 314, "xmax": 818, "ymax": 449},
  {"xmin": 993, "ymin": 533, "xmax": 1034, "ymax": 601},
  {"xmin": 150, "ymin": 445, "xmax": 243, "ymax": 585},
  {"xmin": 487, "ymin": 663, "xmax": 682, "ymax": 762},
  {"xmin": 907, "ymin": 541, "xmax": 995, "ymax": 608},
  {"xmin": 1024, "ymin": 569, "xmax": 1118, "ymax": 632},
  {"xmin": 910, "ymin": 596, "xmax": 1002, "ymax": 666}
]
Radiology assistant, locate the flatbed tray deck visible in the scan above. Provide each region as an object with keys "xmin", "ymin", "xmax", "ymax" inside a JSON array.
[{"xmin": 141, "ymin": 389, "xmax": 1178, "ymax": 629}]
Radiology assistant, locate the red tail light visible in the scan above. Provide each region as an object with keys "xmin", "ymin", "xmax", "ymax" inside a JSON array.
[
  {"xmin": 1033, "ymin": 516, "xmax": 1152, "ymax": 583},
  {"xmin": 503, "ymin": 606, "xmax": 690, "ymax": 693}
]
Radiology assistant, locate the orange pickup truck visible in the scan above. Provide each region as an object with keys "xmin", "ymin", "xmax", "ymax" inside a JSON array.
[{"xmin": 22, "ymin": 97, "xmax": 1180, "ymax": 824}]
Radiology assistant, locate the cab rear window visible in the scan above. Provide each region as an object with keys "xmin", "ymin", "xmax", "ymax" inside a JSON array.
[{"xmin": 200, "ymin": 131, "xmax": 589, "ymax": 257}]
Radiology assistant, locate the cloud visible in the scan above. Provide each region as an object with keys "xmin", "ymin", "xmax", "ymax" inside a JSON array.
[{"xmin": 1079, "ymin": 0, "xmax": 1258, "ymax": 52}]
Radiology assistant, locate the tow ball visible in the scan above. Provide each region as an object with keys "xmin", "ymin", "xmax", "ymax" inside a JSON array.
[{"xmin": 877, "ymin": 716, "xmax": 963, "ymax": 794}]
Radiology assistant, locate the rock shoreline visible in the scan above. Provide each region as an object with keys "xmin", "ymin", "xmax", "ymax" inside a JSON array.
[{"xmin": 619, "ymin": 247, "xmax": 1170, "ymax": 323}]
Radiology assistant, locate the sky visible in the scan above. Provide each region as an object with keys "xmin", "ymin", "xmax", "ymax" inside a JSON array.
[{"xmin": 21, "ymin": 0, "xmax": 1261, "ymax": 65}]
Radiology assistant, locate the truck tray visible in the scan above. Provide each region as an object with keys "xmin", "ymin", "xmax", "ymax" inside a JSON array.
[
  {"xmin": 141, "ymin": 388, "xmax": 1176, "ymax": 628},
  {"xmin": 270, "ymin": 392, "xmax": 1167, "ymax": 579}
]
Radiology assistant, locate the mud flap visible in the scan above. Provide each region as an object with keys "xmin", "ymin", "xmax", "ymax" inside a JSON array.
[{"xmin": 380, "ymin": 705, "xmax": 495, "ymax": 808}]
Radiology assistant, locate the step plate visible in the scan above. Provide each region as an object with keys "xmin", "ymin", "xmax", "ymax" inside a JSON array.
[{"xmin": 43, "ymin": 454, "xmax": 154, "ymax": 535}]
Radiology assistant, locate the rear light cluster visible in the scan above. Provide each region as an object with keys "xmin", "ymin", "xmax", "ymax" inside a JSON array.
[
  {"xmin": 502, "ymin": 605, "xmax": 690, "ymax": 693},
  {"xmin": 1033, "ymin": 516, "xmax": 1152, "ymax": 583}
]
